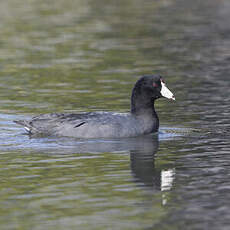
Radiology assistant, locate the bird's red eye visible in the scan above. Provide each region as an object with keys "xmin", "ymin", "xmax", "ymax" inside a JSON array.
[{"xmin": 153, "ymin": 83, "xmax": 158, "ymax": 87}]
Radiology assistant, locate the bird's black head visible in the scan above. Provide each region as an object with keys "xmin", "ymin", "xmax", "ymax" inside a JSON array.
[{"xmin": 131, "ymin": 75, "xmax": 175, "ymax": 114}]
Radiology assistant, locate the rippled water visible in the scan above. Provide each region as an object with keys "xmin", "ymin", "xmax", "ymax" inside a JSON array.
[{"xmin": 0, "ymin": 0, "xmax": 230, "ymax": 229}]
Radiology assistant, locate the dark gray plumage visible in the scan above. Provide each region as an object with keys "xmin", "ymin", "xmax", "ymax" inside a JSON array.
[{"xmin": 14, "ymin": 75, "xmax": 175, "ymax": 138}]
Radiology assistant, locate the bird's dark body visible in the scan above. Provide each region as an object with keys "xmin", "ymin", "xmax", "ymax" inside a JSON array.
[{"xmin": 15, "ymin": 75, "xmax": 174, "ymax": 138}]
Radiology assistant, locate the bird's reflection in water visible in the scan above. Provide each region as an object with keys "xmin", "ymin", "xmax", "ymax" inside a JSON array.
[
  {"xmin": 23, "ymin": 133, "xmax": 175, "ymax": 204},
  {"xmin": 129, "ymin": 134, "xmax": 175, "ymax": 205},
  {"xmin": 67, "ymin": 134, "xmax": 176, "ymax": 202},
  {"xmin": 130, "ymin": 135, "xmax": 160, "ymax": 188}
]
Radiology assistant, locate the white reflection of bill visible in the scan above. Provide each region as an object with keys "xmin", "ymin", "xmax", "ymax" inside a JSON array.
[{"xmin": 161, "ymin": 168, "xmax": 175, "ymax": 205}]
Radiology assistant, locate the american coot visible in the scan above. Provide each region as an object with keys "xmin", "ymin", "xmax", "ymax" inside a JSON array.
[{"xmin": 15, "ymin": 75, "xmax": 175, "ymax": 138}]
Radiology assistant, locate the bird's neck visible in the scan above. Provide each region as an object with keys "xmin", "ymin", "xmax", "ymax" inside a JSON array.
[
  {"xmin": 131, "ymin": 97, "xmax": 159, "ymax": 133},
  {"xmin": 130, "ymin": 90, "xmax": 156, "ymax": 116},
  {"xmin": 132, "ymin": 98, "xmax": 158, "ymax": 118},
  {"xmin": 130, "ymin": 85, "xmax": 160, "ymax": 132}
]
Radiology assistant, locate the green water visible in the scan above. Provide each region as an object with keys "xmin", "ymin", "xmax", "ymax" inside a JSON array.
[{"xmin": 1, "ymin": 0, "xmax": 230, "ymax": 229}]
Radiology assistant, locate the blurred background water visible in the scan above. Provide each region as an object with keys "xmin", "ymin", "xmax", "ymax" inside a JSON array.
[{"xmin": 0, "ymin": 0, "xmax": 230, "ymax": 229}]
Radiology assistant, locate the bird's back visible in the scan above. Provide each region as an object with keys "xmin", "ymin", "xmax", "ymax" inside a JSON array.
[{"xmin": 14, "ymin": 112, "xmax": 152, "ymax": 138}]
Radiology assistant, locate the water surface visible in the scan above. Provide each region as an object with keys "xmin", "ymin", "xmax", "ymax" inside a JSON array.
[{"xmin": 0, "ymin": 0, "xmax": 230, "ymax": 229}]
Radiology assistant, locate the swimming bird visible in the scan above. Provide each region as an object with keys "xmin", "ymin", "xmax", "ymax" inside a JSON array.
[{"xmin": 14, "ymin": 75, "xmax": 175, "ymax": 138}]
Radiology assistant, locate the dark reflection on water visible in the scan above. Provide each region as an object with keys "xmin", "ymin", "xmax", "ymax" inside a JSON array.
[
  {"xmin": 0, "ymin": 116, "xmax": 180, "ymax": 229},
  {"xmin": 0, "ymin": 0, "xmax": 230, "ymax": 229},
  {"xmin": 130, "ymin": 136, "xmax": 160, "ymax": 189}
]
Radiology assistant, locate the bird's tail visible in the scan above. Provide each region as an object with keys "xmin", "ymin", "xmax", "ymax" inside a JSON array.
[{"xmin": 14, "ymin": 120, "xmax": 32, "ymax": 133}]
